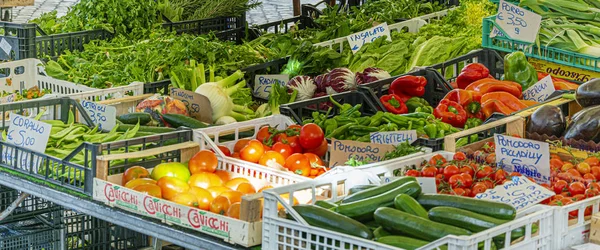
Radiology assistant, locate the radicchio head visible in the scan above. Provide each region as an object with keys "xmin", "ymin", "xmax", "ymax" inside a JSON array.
[
  {"xmin": 286, "ymin": 75, "xmax": 316, "ymax": 101},
  {"xmin": 314, "ymin": 73, "xmax": 327, "ymax": 93},
  {"xmin": 355, "ymin": 67, "xmax": 391, "ymax": 85},
  {"xmin": 325, "ymin": 68, "xmax": 356, "ymax": 95}
]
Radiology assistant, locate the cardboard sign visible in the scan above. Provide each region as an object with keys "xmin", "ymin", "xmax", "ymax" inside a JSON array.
[
  {"xmin": 2, "ymin": 113, "xmax": 51, "ymax": 171},
  {"xmin": 495, "ymin": 0, "xmax": 542, "ymax": 43},
  {"xmin": 381, "ymin": 176, "xmax": 437, "ymax": 194},
  {"xmin": 0, "ymin": 38, "xmax": 11, "ymax": 55},
  {"xmin": 494, "ymin": 134, "xmax": 550, "ymax": 184},
  {"xmin": 347, "ymin": 23, "xmax": 392, "ymax": 53},
  {"xmin": 253, "ymin": 75, "xmax": 288, "ymax": 99},
  {"xmin": 475, "ymin": 176, "xmax": 554, "ymax": 211},
  {"xmin": 80, "ymin": 100, "xmax": 116, "ymax": 131},
  {"xmin": 370, "ymin": 130, "xmax": 417, "ymax": 145},
  {"xmin": 0, "ymin": 93, "xmax": 15, "ymax": 104},
  {"xmin": 528, "ymin": 58, "xmax": 599, "ymax": 83},
  {"xmin": 329, "ymin": 139, "xmax": 395, "ymax": 167},
  {"xmin": 170, "ymin": 88, "xmax": 212, "ymax": 124},
  {"xmin": 522, "ymin": 75, "xmax": 555, "ymax": 102}
]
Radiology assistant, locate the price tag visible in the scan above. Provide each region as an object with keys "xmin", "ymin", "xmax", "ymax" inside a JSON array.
[
  {"xmin": 475, "ymin": 176, "xmax": 554, "ymax": 211},
  {"xmin": 170, "ymin": 88, "xmax": 213, "ymax": 124},
  {"xmin": 0, "ymin": 38, "xmax": 11, "ymax": 55},
  {"xmin": 252, "ymin": 75, "xmax": 288, "ymax": 99},
  {"xmin": 528, "ymin": 58, "xmax": 599, "ymax": 83},
  {"xmin": 494, "ymin": 134, "xmax": 550, "ymax": 184},
  {"xmin": 2, "ymin": 113, "xmax": 51, "ymax": 171},
  {"xmin": 329, "ymin": 139, "xmax": 395, "ymax": 167},
  {"xmin": 347, "ymin": 23, "xmax": 392, "ymax": 54},
  {"xmin": 522, "ymin": 75, "xmax": 555, "ymax": 102},
  {"xmin": 370, "ymin": 131, "xmax": 417, "ymax": 145},
  {"xmin": 381, "ymin": 177, "xmax": 437, "ymax": 194},
  {"xmin": 495, "ymin": 0, "xmax": 542, "ymax": 43},
  {"xmin": 0, "ymin": 93, "xmax": 15, "ymax": 104},
  {"xmin": 80, "ymin": 100, "xmax": 116, "ymax": 131}
]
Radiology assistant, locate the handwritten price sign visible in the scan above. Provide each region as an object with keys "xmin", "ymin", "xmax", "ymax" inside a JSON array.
[
  {"xmin": 2, "ymin": 113, "xmax": 51, "ymax": 171},
  {"xmin": 370, "ymin": 130, "xmax": 417, "ymax": 145},
  {"xmin": 346, "ymin": 23, "xmax": 392, "ymax": 53},
  {"xmin": 494, "ymin": 134, "xmax": 550, "ymax": 184},
  {"xmin": 522, "ymin": 75, "xmax": 555, "ymax": 102},
  {"xmin": 476, "ymin": 176, "xmax": 554, "ymax": 211},
  {"xmin": 495, "ymin": 0, "xmax": 541, "ymax": 43},
  {"xmin": 80, "ymin": 100, "xmax": 116, "ymax": 131},
  {"xmin": 253, "ymin": 75, "xmax": 289, "ymax": 99}
]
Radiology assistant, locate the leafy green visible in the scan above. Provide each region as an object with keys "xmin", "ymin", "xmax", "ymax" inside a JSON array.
[
  {"xmin": 158, "ymin": 0, "xmax": 261, "ymax": 22},
  {"xmin": 383, "ymin": 141, "xmax": 424, "ymax": 161}
]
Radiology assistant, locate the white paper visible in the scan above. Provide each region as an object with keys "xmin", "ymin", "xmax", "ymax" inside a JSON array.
[
  {"xmin": 494, "ymin": 134, "xmax": 550, "ymax": 184},
  {"xmin": 495, "ymin": 0, "xmax": 542, "ymax": 43},
  {"xmin": 253, "ymin": 74, "xmax": 289, "ymax": 99},
  {"xmin": 0, "ymin": 93, "xmax": 16, "ymax": 104},
  {"xmin": 475, "ymin": 176, "xmax": 554, "ymax": 211},
  {"xmin": 381, "ymin": 176, "xmax": 437, "ymax": 194},
  {"xmin": 522, "ymin": 75, "xmax": 555, "ymax": 102},
  {"xmin": 347, "ymin": 23, "xmax": 392, "ymax": 54},
  {"xmin": 370, "ymin": 130, "xmax": 417, "ymax": 145},
  {"xmin": 0, "ymin": 38, "xmax": 11, "ymax": 55},
  {"xmin": 80, "ymin": 99, "xmax": 116, "ymax": 130},
  {"xmin": 3, "ymin": 113, "xmax": 51, "ymax": 171}
]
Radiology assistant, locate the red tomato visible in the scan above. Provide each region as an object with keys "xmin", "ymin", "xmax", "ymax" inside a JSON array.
[
  {"xmin": 453, "ymin": 188, "xmax": 467, "ymax": 196},
  {"xmin": 586, "ymin": 157, "xmax": 600, "ymax": 167},
  {"xmin": 553, "ymin": 180, "xmax": 568, "ymax": 194},
  {"xmin": 453, "ymin": 152, "xmax": 467, "ymax": 162},
  {"xmin": 481, "ymin": 180, "xmax": 494, "ymax": 189},
  {"xmin": 258, "ymin": 151, "xmax": 286, "ymax": 167},
  {"xmin": 482, "ymin": 141, "xmax": 495, "ymax": 153},
  {"xmin": 494, "ymin": 169, "xmax": 507, "ymax": 184},
  {"xmin": 485, "ymin": 153, "xmax": 495, "ymax": 164},
  {"xmin": 586, "ymin": 188, "xmax": 598, "ymax": 198},
  {"xmin": 256, "ymin": 126, "xmax": 272, "ymax": 144},
  {"xmin": 476, "ymin": 166, "xmax": 494, "ymax": 179},
  {"xmin": 562, "ymin": 163, "xmax": 575, "ymax": 172},
  {"xmin": 217, "ymin": 145, "xmax": 231, "ymax": 157},
  {"xmin": 569, "ymin": 182, "xmax": 586, "ymax": 196},
  {"xmin": 591, "ymin": 167, "xmax": 600, "ymax": 180},
  {"xmin": 304, "ymin": 139, "xmax": 328, "ymax": 158},
  {"xmin": 299, "ymin": 123, "xmax": 325, "ymax": 149},
  {"xmin": 421, "ymin": 166, "xmax": 438, "ymax": 178},
  {"xmin": 550, "ymin": 158, "xmax": 564, "ymax": 171},
  {"xmin": 443, "ymin": 165, "xmax": 460, "ymax": 181},
  {"xmin": 460, "ymin": 173, "xmax": 473, "ymax": 187},
  {"xmin": 405, "ymin": 170, "xmax": 420, "ymax": 177},
  {"xmin": 589, "ymin": 182, "xmax": 600, "ymax": 191},
  {"xmin": 304, "ymin": 153, "xmax": 324, "ymax": 168},
  {"xmin": 122, "ymin": 166, "xmax": 150, "ymax": 186},
  {"xmin": 572, "ymin": 194, "xmax": 586, "ymax": 202},
  {"xmin": 463, "ymin": 188, "xmax": 472, "ymax": 197},
  {"xmin": 287, "ymin": 124, "xmax": 301, "ymax": 132},
  {"xmin": 275, "ymin": 133, "xmax": 288, "ymax": 144},
  {"xmin": 188, "ymin": 150, "xmax": 219, "ymax": 174},
  {"xmin": 460, "ymin": 166, "xmax": 475, "ymax": 177},
  {"xmin": 285, "ymin": 153, "xmax": 311, "ymax": 176},
  {"xmin": 471, "ymin": 183, "xmax": 487, "ymax": 196},
  {"xmin": 448, "ymin": 174, "xmax": 465, "ymax": 188},
  {"xmin": 272, "ymin": 142, "xmax": 293, "ymax": 159},
  {"xmin": 568, "ymin": 168, "xmax": 583, "ymax": 178},
  {"xmin": 239, "ymin": 139, "xmax": 265, "ymax": 163},
  {"xmin": 584, "ymin": 173, "xmax": 596, "ymax": 183},
  {"xmin": 286, "ymin": 136, "xmax": 303, "ymax": 154},
  {"xmin": 435, "ymin": 174, "xmax": 444, "ymax": 185},
  {"xmin": 428, "ymin": 154, "xmax": 447, "ymax": 166}
]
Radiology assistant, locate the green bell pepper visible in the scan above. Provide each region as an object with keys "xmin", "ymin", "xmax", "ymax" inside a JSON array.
[
  {"xmin": 423, "ymin": 124, "xmax": 438, "ymax": 139},
  {"xmin": 405, "ymin": 97, "xmax": 433, "ymax": 114},
  {"xmin": 504, "ymin": 51, "xmax": 537, "ymax": 90},
  {"xmin": 465, "ymin": 118, "xmax": 483, "ymax": 129}
]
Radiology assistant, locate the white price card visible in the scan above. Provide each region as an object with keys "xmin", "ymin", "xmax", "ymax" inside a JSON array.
[
  {"xmin": 522, "ymin": 75, "xmax": 555, "ymax": 102},
  {"xmin": 475, "ymin": 176, "xmax": 554, "ymax": 211},
  {"xmin": 494, "ymin": 134, "xmax": 550, "ymax": 184},
  {"xmin": 370, "ymin": 130, "xmax": 417, "ymax": 145},
  {"xmin": 253, "ymin": 74, "xmax": 289, "ymax": 99},
  {"xmin": 495, "ymin": 0, "xmax": 542, "ymax": 43},
  {"xmin": 381, "ymin": 176, "xmax": 437, "ymax": 194},
  {"xmin": 347, "ymin": 23, "xmax": 392, "ymax": 54},
  {"xmin": 0, "ymin": 93, "xmax": 16, "ymax": 104},
  {"xmin": 3, "ymin": 113, "xmax": 51, "ymax": 171},
  {"xmin": 80, "ymin": 99, "xmax": 116, "ymax": 131}
]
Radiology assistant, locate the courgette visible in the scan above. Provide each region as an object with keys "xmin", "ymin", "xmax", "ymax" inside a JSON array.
[
  {"xmin": 428, "ymin": 207, "xmax": 509, "ymax": 232},
  {"xmin": 117, "ymin": 124, "xmax": 176, "ymax": 134},
  {"xmin": 293, "ymin": 205, "xmax": 373, "ymax": 239},
  {"xmin": 374, "ymin": 207, "xmax": 471, "ymax": 241},
  {"xmin": 417, "ymin": 194, "xmax": 517, "ymax": 220},
  {"xmin": 349, "ymin": 184, "xmax": 377, "ymax": 195},
  {"xmin": 341, "ymin": 176, "xmax": 416, "ymax": 204},
  {"xmin": 118, "ymin": 113, "xmax": 151, "ymax": 125},
  {"xmin": 315, "ymin": 200, "xmax": 337, "ymax": 210},
  {"xmin": 337, "ymin": 181, "xmax": 421, "ymax": 221},
  {"xmin": 162, "ymin": 113, "xmax": 207, "ymax": 129},
  {"xmin": 394, "ymin": 194, "xmax": 428, "ymax": 219},
  {"xmin": 373, "ymin": 226, "xmax": 393, "ymax": 239},
  {"xmin": 377, "ymin": 236, "xmax": 438, "ymax": 250}
]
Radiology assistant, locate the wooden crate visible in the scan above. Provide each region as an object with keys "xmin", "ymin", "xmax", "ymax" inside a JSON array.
[{"xmin": 0, "ymin": 0, "xmax": 34, "ymax": 7}]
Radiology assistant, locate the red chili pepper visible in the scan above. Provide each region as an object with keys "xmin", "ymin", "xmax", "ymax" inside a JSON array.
[
  {"xmin": 456, "ymin": 63, "xmax": 492, "ymax": 89},
  {"xmin": 434, "ymin": 99, "xmax": 467, "ymax": 128},
  {"xmin": 380, "ymin": 94, "xmax": 408, "ymax": 114},
  {"xmin": 442, "ymin": 89, "xmax": 481, "ymax": 115},
  {"xmin": 389, "ymin": 75, "xmax": 427, "ymax": 98}
]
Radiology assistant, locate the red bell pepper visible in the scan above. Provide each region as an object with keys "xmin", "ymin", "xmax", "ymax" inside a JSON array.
[
  {"xmin": 456, "ymin": 63, "xmax": 494, "ymax": 89},
  {"xmin": 434, "ymin": 99, "xmax": 467, "ymax": 128},
  {"xmin": 380, "ymin": 94, "xmax": 408, "ymax": 114},
  {"xmin": 389, "ymin": 75, "xmax": 427, "ymax": 98},
  {"xmin": 442, "ymin": 89, "xmax": 482, "ymax": 115}
]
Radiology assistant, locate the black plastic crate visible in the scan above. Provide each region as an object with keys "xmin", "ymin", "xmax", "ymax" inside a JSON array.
[
  {"xmin": 357, "ymin": 68, "xmax": 452, "ymax": 112},
  {"xmin": 0, "ymin": 97, "xmax": 193, "ymax": 196},
  {"xmin": 430, "ymin": 48, "xmax": 504, "ymax": 84},
  {"xmin": 0, "ymin": 185, "xmax": 59, "ymax": 224}
]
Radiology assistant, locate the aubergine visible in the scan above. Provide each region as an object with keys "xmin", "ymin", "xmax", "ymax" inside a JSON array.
[
  {"xmin": 526, "ymin": 105, "xmax": 565, "ymax": 137},
  {"xmin": 564, "ymin": 105, "xmax": 600, "ymax": 142},
  {"xmin": 576, "ymin": 79, "xmax": 600, "ymax": 107}
]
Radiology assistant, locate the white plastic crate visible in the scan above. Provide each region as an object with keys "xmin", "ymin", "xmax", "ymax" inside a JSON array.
[
  {"xmin": 554, "ymin": 196, "xmax": 600, "ymax": 249},
  {"xmin": 262, "ymin": 151, "xmax": 554, "ymax": 250},
  {"xmin": 313, "ymin": 8, "xmax": 453, "ymax": 51}
]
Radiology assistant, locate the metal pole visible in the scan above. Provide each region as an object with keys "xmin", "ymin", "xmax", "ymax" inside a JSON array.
[{"xmin": 293, "ymin": 0, "xmax": 301, "ymax": 16}]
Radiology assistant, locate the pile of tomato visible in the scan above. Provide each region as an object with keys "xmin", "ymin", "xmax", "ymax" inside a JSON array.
[
  {"xmin": 220, "ymin": 123, "xmax": 330, "ymax": 178},
  {"xmin": 121, "ymin": 150, "xmax": 281, "ymax": 219}
]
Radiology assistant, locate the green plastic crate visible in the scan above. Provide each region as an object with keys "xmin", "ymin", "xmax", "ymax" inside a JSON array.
[{"xmin": 482, "ymin": 15, "xmax": 600, "ymax": 73}]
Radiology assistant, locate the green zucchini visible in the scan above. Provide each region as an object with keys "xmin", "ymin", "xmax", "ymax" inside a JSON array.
[
  {"xmin": 377, "ymin": 236, "xmax": 439, "ymax": 250},
  {"xmin": 117, "ymin": 124, "xmax": 176, "ymax": 134},
  {"xmin": 292, "ymin": 205, "xmax": 372, "ymax": 239},
  {"xmin": 341, "ymin": 176, "xmax": 416, "ymax": 204},
  {"xmin": 374, "ymin": 207, "xmax": 471, "ymax": 241},
  {"xmin": 417, "ymin": 194, "xmax": 517, "ymax": 220},
  {"xmin": 337, "ymin": 181, "xmax": 421, "ymax": 221},
  {"xmin": 315, "ymin": 200, "xmax": 337, "ymax": 210},
  {"xmin": 118, "ymin": 112, "xmax": 151, "ymax": 125},
  {"xmin": 162, "ymin": 114, "xmax": 207, "ymax": 129},
  {"xmin": 349, "ymin": 184, "xmax": 377, "ymax": 195},
  {"xmin": 373, "ymin": 226, "xmax": 393, "ymax": 239},
  {"xmin": 394, "ymin": 194, "xmax": 428, "ymax": 219},
  {"xmin": 428, "ymin": 207, "xmax": 509, "ymax": 232}
]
